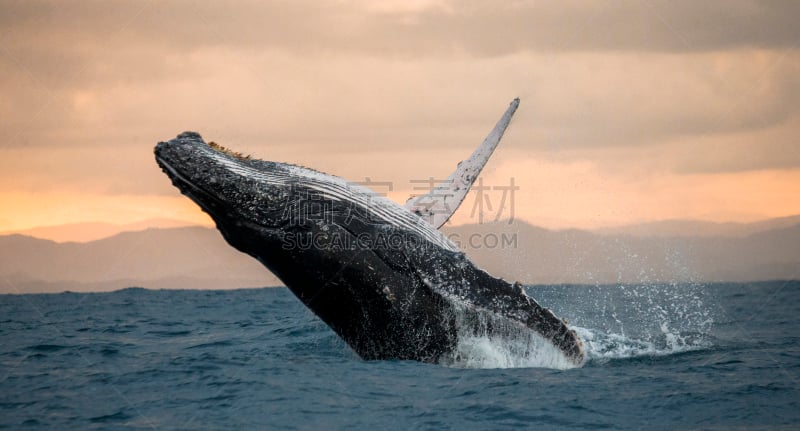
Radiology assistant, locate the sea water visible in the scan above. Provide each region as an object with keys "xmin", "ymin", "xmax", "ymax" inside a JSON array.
[{"xmin": 1, "ymin": 281, "xmax": 798, "ymax": 429}]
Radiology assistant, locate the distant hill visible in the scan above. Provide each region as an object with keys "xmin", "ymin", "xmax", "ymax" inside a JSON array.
[
  {"xmin": 443, "ymin": 220, "xmax": 800, "ymax": 285},
  {"xmin": 1, "ymin": 218, "xmax": 798, "ymax": 293},
  {"xmin": 0, "ymin": 227, "xmax": 276, "ymax": 293},
  {"xmin": 593, "ymin": 215, "xmax": 800, "ymax": 238},
  {"xmin": 0, "ymin": 218, "xmax": 203, "ymax": 243}
]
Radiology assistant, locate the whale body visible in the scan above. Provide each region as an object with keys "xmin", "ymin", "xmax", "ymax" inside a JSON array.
[{"xmin": 154, "ymin": 99, "xmax": 584, "ymax": 366}]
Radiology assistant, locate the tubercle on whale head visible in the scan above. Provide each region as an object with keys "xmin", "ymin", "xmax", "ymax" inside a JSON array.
[{"xmin": 208, "ymin": 140, "xmax": 252, "ymax": 160}]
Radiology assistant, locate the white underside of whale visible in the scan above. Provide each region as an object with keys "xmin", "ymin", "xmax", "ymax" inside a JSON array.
[{"xmin": 404, "ymin": 98, "xmax": 519, "ymax": 228}]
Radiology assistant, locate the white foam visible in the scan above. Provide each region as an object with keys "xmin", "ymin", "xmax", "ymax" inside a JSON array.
[
  {"xmin": 574, "ymin": 325, "xmax": 710, "ymax": 363},
  {"xmin": 442, "ymin": 332, "xmax": 580, "ymax": 370},
  {"xmin": 437, "ymin": 302, "xmax": 581, "ymax": 370}
]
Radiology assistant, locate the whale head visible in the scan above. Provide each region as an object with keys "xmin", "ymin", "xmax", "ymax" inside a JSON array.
[
  {"xmin": 154, "ymin": 132, "xmax": 300, "ymax": 255},
  {"xmin": 153, "ymin": 130, "xmax": 432, "ymax": 278}
]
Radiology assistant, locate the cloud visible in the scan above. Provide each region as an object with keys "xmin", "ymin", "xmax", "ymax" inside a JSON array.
[
  {"xmin": 3, "ymin": 47, "xmax": 798, "ymax": 146},
  {"xmin": 667, "ymin": 114, "xmax": 800, "ymax": 173},
  {"xmin": 404, "ymin": 0, "xmax": 800, "ymax": 55},
  {"xmin": 471, "ymin": 157, "xmax": 800, "ymax": 229},
  {"xmin": 1, "ymin": 46, "xmax": 799, "ymax": 200},
  {"xmin": 0, "ymin": 145, "xmax": 176, "ymax": 196},
  {"xmin": 0, "ymin": 0, "xmax": 798, "ymax": 231},
  {"xmin": 2, "ymin": 1, "xmax": 797, "ymax": 62},
  {"xmin": 1, "ymin": 0, "xmax": 798, "ymax": 104}
]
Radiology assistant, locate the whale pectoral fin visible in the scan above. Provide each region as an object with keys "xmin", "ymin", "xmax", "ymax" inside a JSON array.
[{"xmin": 404, "ymin": 98, "xmax": 520, "ymax": 229}]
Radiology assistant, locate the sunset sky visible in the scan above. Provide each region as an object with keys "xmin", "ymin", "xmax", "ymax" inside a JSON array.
[{"xmin": 1, "ymin": 1, "xmax": 799, "ymax": 239}]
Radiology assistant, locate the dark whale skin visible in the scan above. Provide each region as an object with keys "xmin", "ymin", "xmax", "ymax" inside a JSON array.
[{"xmin": 155, "ymin": 132, "xmax": 584, "ymax": 365}]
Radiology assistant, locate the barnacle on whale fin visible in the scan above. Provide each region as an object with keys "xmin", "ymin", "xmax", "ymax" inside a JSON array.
[{"xmin": 208, "ymin": 141, "xmax": 251, "ymax": 160}]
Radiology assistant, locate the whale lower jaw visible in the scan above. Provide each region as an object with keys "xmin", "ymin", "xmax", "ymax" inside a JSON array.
[{"xmin": 155, "ymin": 155, "xmax": 230, "ymax": 222}]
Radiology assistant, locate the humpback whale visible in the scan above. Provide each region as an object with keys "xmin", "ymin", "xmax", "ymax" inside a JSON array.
[{"xmin": 154, "ymin": 99, "xmax": 584, "ymax": 366}]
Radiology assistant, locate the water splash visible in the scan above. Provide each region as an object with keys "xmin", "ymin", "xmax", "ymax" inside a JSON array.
[
  {"xmin": 575, "ymin": 324, "xmax": 711, "ymax": 363},
  {"xmin": 564, "ymin": 282, "xmax": 715, "ymax": 363},
  {"xmin": 439, "ymin": 283, "xmax": 715, "ymax": 369},
  {"xmin": 439, "ymin": 303, "xmax": 580, "ymax": 370},
  {"xmin": 442, "ymin": 332, "xmax": 579, "ymax": 370}
]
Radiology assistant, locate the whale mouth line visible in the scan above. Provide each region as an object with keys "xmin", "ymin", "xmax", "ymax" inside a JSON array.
[{"xmin": 155, "ymin": 155, "xmax": 229, "ymax": 220}]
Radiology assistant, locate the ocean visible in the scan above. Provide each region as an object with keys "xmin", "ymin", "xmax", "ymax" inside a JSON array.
[{"xmin": 1, "ymin": 281, "xmax": 798, "ymax": 430}]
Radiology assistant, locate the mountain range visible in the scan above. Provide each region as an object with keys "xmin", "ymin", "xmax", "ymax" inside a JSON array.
[
  {"xmin": 1, "ymin": 217, "xmax": 798, "ymax": 293},
  {"xmin": 0, "ymin": 218, "xmax": 200, "ymax": 243}
]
